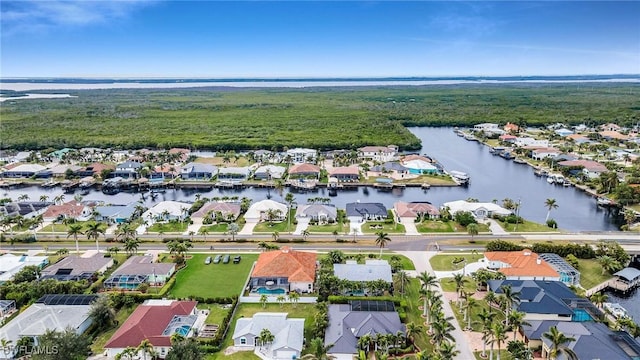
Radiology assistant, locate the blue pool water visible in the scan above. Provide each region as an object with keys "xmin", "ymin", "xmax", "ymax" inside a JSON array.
[
  {"xmin": 572, "ymin": 309, "xmax": 593, "ymax": 322},
  {"xmin": 175, "ymin": 325, "xmax": 191, "ymax": 336},
  {"xmin": 256, "ymin": 287, "xmax": 285, "ymax": 295}
]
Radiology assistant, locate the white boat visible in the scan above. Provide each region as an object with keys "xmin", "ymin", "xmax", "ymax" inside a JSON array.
[
  {"xmin": 603, "ymin": 302, "xmax": 629, "ymax": 319},
  {"xmin": 449, "ymin": 170, "xmax": 470, "ymax": 186},
  {"xmin": 547, "ymin": 176, "xmax": 556, "ymax": 184}
]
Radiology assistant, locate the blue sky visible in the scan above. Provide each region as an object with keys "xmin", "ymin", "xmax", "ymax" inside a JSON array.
[{"xmin": 1, "ymin": 1, "xmax": 639, "ymax": 77}]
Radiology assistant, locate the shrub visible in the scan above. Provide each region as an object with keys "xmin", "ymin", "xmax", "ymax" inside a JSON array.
[
  {"xmin": 486, "ymin": 240, "xmax": 523, "ymax": 252},
  {"xmin": 454, "ymin": 211, "xmax": 477, "ymax": 227},
  {"xmin": 546, "ymin": 219, "xmax": 558, "ymax": 228},
  {"xmin": 336, "ymin": 238, "xmax": 347, "ymax": 243},
  {"xmin": 566, "ymin": 254, "xmax": 580, "ymax": 269}
]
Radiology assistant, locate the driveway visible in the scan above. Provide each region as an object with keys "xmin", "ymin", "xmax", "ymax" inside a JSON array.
[
  {"xmin": 293, "ymin": 218, "xmax": 310, "ymax": 235},
  {"xmin": 399, "ymin": 217, "xmax": 420, "ymax": 235},
  {"xmin": 395, "ymin": 251, "xmax": 476, "ymax": 360},
  {"xmin": 239, "ymin": 219, "xmax": 259, "ymax": 235},
  {"xmin": 486, "ymin": 218, "xmax": 509, "ymax": 235},
  {"xmin": 184, "ymin": 217, "xmax": 204, "ymax": 235}
]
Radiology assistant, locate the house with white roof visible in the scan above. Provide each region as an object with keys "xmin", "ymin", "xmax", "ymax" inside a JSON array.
[
  {"xmin": 334, "ymin": 260, "xmax": 393, "ymax": 295},
  {"xmin": 286, "ymin": 148, "xmax": 317, "ymax": 163},
  {"xmin": 218, "ymin": 166, "xmax": 251, "ymax": 182},
  {"xmin": 245, "ymin": 199, "xmax": 288, "ymax": 222},
  {"xmin": 358, "ymin": 145, "xmax": 399, "ymax": 162},
  {"xmin": 515, "ymin": 137, "xmax": 549, "ymax": 148},
  {"xmin": 142, "ymin": 201, "xmax": 190, "ymax": 224},
  {"xmin": 254, "ymin": 165, "xmax": 286, "ymax": 180},
  {"xmin": 1, "ymin": 164, "xmax": 47, "ymax": 178},
  {"xmin": 232, "ymin": 312, "xmax": 305, "ymax": 360},
  {"xmin": 442, "ymin": 200, "xmax": 512, "ymax": 220},
  {"xmin": 0, "ymin": 253, "xmax": 49, "ymax": 284},
  {"xmin": 180, "ymin": 163, "xmax": 218, "ymax": 179}
]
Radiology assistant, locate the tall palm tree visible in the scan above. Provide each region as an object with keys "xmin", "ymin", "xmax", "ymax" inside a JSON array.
[
  {"xmin": 438, "ymin": 341, "xmax": 460, "ymax": 360},
  {"xmin": 508, "ymin": 310, "xmax": 531, "ymax": 341},
  {"xmin": 477, "ymin": 308, "xmax": 493, "ymax": 358},
  {"xmin": 542, "ymin": 326, "xmax": 577, "ymax": 360},
  {"xmin": 137, "ymin": 339, "xmax": 154, "ymax": 360},
  {"xmin": 375, "ymin": 231, "xmax": 391, "ymax": 258},
  {"xmin": 431, "ymin": 313, "xmax": 455, "ymax": 349},
  {"xmin": 490, "ymin": 322, "xmax": 508, "ymax": 360},
  {"xmin": 544, "ymin": 198, "xmax": 558, "ymax": 222},
  {"xmin": 67, "ymin": 224, "xmax": 84, "ymax": 254},
  {"xmin": 300, "ymin": 338, "xmax": 335, "ymax": 360},
  {"xmin": 405, "ymin": 322, "xmax": 423, "ymax": 346},
  {"xmin": 394, "ymin": 270, "xmax": 409, "ymax": 296},
  {"xmin": 453, "ymin": 273, "xmax": 467, "ymax": 307},
  {"xmin": 288, "ymin": 291, "xmax": 300, "ymax": 307},
  {"xmin": 462, "ymin": 295, "xmax": 478, "ymax": 330},
  {"xmin": 500, "ymin": 285, "xmax": 521, "ymax": 326},
  {"xmin": 589, "ymin": 292, "xmax": 608, "ymax": 310},
  {"xmin": 85, "ymin": 222, "xmax": 106, "ymax": 252},
  {"xmin": 598, "ymin": 255, "xmax": 621, "ymax": 275},
  {"xmin": 259, "ymin": 294, "xmax": 268, "ymax": 309},
  {"xmin": 467, "ymin": 223, "xmax": 479, "ymax": 241}
]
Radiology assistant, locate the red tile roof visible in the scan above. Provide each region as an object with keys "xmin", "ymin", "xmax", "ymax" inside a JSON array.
[
  {"xmin": 288, "ymin": 163, "xmax": 320, "ymax": 174},
  {"xmin": 394, "ymin": 201, "xmax": 440, "ymax": 217},
  {"xmin": 401, "ymin": 154, "xmax": 432, "ymax": 163},
  {"xmin": 42, "ymin": 200, "xmax": 87, "ymax": 219},
  {"xmin": 252, "ymin": 247, "xmax": 316, "ymax": 282},
  {"xmin": 329, "ymin": 166, "xmax": 359, "ymax": 176},
  {"xmin": 485, "ymin": 251, "xmax": 559, "ymax": 278},
  {"xmin": 557, "ymin": 160, "xmax": 607, "ymax": 172},
  {"xmin": 105, "ymin": 300, "xmax": 197, "ymax": 349}
]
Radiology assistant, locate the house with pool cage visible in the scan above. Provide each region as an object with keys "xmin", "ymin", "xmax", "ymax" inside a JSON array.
[
  {"xmin": 249, "ymin": 247, "xmax": 317, "ymax": 295},
  {"xmin": 103, "ymin": 255, "xmax": 175, "ymax": 290}
]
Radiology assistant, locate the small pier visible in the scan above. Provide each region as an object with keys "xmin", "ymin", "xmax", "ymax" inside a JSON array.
[{"xmin": 609, "ymin": 267, "xmax": 640, "ymax": 294}]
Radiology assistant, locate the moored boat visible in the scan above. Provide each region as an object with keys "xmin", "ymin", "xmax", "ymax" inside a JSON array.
[
  {"xmin": 449, "ymin": 170, "xmax": 470, "ymax": 186},
  {"xmin": 603, "ymin": 302, "xmax": 629, "ymax": 319}
]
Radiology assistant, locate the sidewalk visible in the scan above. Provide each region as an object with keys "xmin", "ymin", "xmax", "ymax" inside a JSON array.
[
  {"xmin": 395, "ymin": 251, "xmax": 476, "ymax": 360},
  {"xmin": 486, "ymin": 218, "xmax": 509, "ymax": 235}
]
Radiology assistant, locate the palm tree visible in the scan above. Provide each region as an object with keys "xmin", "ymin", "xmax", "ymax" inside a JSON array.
[
  {"xmin": 272, "ymin": 231, "xmax": 279, "ymax": 241},
  {"xmin": 67, "ymin": 224, "xmax": 84, "ymax": 254},
  {"xmin": 623, "ymin": 209, "xmax": 637, "ymax": 230},
  {"xmin": 544, "ymin": 198, "xmax": 558, "ymax": 222},
  {"xmin": 467, "ymin": 223, "xmax": 479, "ymax": 240},
  {"xmin": 228, "ymin": 222, "xmax": 240, "ymax": 241},
  {"xmin": 259, "ymin": 328, "xmax": 275, "ymax": 348},
  {"xmin": 85, "ymin": 222, "xmax": 105, "ymax": 252},
  {"xmin": 137, "ymin": 339, "xmax": 154, "ymax": 360},
  {"xmin": 394, "ymin": 270, "xmax": 409, "ymax": 296},
  {"xmin": 598, "ymin": 255, "xmax": 621, "ymax": 275},
  {"xmin": 285, "ymin": 192, "xmax": 295, "ymax": 232},
  {"xmin": 198, "ymin": 227, "xmax": 209, "ymax": 241},
  {"xmin": 302, "ymin": 229, "xmax": 310, "ymax": 241},
  {"xmin": 405, "ymin": 322, "xmax": 423, "ymax": 346},
  {"xmin": 39, "ymin": 195, "xmax": 49, "ymax": 202},
  {"xmin": 589, "ymin": 292, "xmax": 608, "ymax": 310},
  {"xmin": 462, "ymin": 294, "xmax": 478, "ymax": 330},
  {"xmin": 276, "ymin": 294, "xmax": 286, "ymax": 308},
  {"xmin": 438, "ymin": 341, "xmax": 460, "ymax": 360},
  {"xmin": 453, "ymin": 273, "xmax": 467, "ymax": 307},
  {"xmin": 542, "ymin": 326, "xmax": 577, "ymax": 360},
  {"xmin": 508, "ymin": 310, "xmax": 530, "ymax": 341},
  {"xmin": 500, "ymin": 285, "xmax": 521, "ymax": 326},
  {"xmin": 259, "ymin": 294, "xmax": 268, "ymax": 308},
  {"xmin": 301, "ymin": 338, "xmax": 335, "ymax": 360},
  {"xmin": 490, "ymin": 322, "xmax": 508, "ymax": 360},
  {"xmin": 477, "ymin": 308, "xmax": 493, "ymax": 358},
  {"xmin": 124, "ymin": 238, "xmax": 140, "ymax": 255},
  {"xmin": 431, "ymin": 313, "xmax": 455, "ymax": 349},
  {"xmin": 288, "ymin": 291, "xmax": 300, "ymax": 307},
  {"xmin": 375, "ymin": 231, "xmax": 391, "ymax": 258}
]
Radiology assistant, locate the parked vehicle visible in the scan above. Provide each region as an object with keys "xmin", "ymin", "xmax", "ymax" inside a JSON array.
[
  {"xmin": 213, "ymin": 255, "xmax": 222, "ymax": 264},
  {"xmin": 205, "ymin": 256, "xmax": 212, "ymax": 265},
  {"xmin": 222, "ymin": 255, "xmax": 230, "ymax": 264},
  {"xmin": 233, "ymin": 255, "xmax": 241, "ymax": 264}
]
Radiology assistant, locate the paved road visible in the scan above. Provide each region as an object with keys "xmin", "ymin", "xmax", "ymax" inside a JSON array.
[{"xmin": 397, "ymin": 251, "xmax": 476, "ymax": 360}]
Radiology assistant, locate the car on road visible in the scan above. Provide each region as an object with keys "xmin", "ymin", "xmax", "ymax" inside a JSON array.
[
  {"xmin": 204, "ymin": 256, "xmax": 212, "ymax": 265},
  {"xmin": 233, "ymin": 255, "xmax": 241, "ymax": 264},
  {"xmin": 222, "ymin": 255, "xmax": 230, "ymax": 264},
  {"xmin": 213, "ymin": 255, "xmax": 222, "ymax": 264}
]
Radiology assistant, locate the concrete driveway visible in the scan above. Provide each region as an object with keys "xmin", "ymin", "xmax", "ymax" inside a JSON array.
[
  {"xmin": 239, "ymin": 219, "xmax": 259, "ymax": 235},
  {"xmin": 293, "ymin": 218, "xmax": 310, "ymax": 235},
  {"xmin": 399, "ymin": 217, "xmax": 420, "ymax": 235}
]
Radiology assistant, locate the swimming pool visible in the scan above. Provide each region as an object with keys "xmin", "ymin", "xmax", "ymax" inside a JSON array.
[
  {"xmin": 572, "ymin": 309, "xmax": 593, "ymax": 322},
  {"xmin": 175, "ymin": 325, "xmax": 191, "ymax": 336},
  {"xmin": 256, "ymin": 287, "xmax": 286, "ymax": 295}
]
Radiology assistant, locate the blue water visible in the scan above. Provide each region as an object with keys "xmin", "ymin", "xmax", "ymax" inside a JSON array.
[
  {"xmin": 572, "ymin": 309, "xmax": 592, "ymax": 322},
  {"xmin": 175, "ymin": 325, "xmax": 190, "ymax": 336},
  {"xmin": 256, "ymin": 287, "xmax": 285, "ymax": 295}
]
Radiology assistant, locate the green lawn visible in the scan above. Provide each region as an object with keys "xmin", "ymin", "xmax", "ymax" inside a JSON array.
[
  {"xmin": 361, "ymin": 221, "xmax": 406, "ymax": 234},
  {"xmin": 440, "ymin": 276, "xmax": 478, "ymax": 293},
  {"xmin": 450, "ymin": 300, "xmax": 505, "ymax": 332},
  {"xmin": 253, "ymin": 210, "xmax": 296, "ymax": 233},
  {"xmin": 321, "ymin": 253, "xmax": 416, "ymax": 270},
  {"xmin": 91, "ymin": 305, "xmax": 137, "ymax": 355},
  {"xmin": 578, "ymin": 258, "xmax": 614, "ymax": 289},
  {"xmin": 307, "ymin": 222, "xmax": 350, "ymax": 234},
  {"xmin": 202, "ymin": 223, "xmax": 229, "ymax": 233},
  {"xmin": 430, "ymin": 253, "xmax": 484, "ymax": 271},
  {"xmin": 171, "ymin": 253, "xmax": 258, "ymax": 298},
  {"xmin": 197, "ymin": 303, "xmax": 231, "ymax": 325},
  {"xmin": 148, "ymin": 221, "xmax": 189, "ymax": 233},
  {"xmin": 416, "ymin": 220, "xmax": 455, "ymax": 233},
  {"xmin": 404, "ymin": 279, "xmax": 435, "ymax": 353},
  {"xmin": 495, "ymin": 219, "xmax": 559, "ymax": 232},
  {"xmin": 474, "ymin": 350, "xmax": 513, "ymax": 360}
]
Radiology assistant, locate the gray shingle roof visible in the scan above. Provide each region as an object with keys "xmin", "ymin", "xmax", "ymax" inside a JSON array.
[
  {"xmin": 334, "ymin": 260, "xmax": 393, "ymax": 282},
  {"xmin": 41, "ymin": 253, "xmax": 113, "ymax": 277},
  {"xmin": 112, "ymin": 255, "xmax": 175, "ymax": 276},
  {"xmin": 346, "ymin": 202, "xmax": 387, "ymax": 218},
  {"xmin": 296, "ymin": 204, "xmax": 337, "ymax": 219},
  {"xmin": 488, "ymin": 280, "xmax": 580, "ymax": 316},
  {"xmin": 232, "ymin": 313, "xmax": 304, "ymax": 352},
  {"xmin": 614, "ymin": 267, "xmax": 640, "ymax": 282}
]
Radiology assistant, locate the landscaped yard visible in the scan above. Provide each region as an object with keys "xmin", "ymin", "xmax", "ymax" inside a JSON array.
[
  {"xmin": 416, "ymin": 220, "xmax": 456, "ymax": 233},
  {"xmin": 430, "ymin": 253, "xmax": 484, "ymax": 271},
  {"xmin": 496, "ymin": 219, "xmax": 558, "ymax": 232},
  {"xmin": 440, "ymin": 276, "xmax": 478, "ymax": 293},
  {"xmin": 201, "ymin": 223, "xmax": 229, "ymax": 233},
  {"xmin": 252, "ymin": 209, "xmax": 296, "ymax": 233},
  {"xmin": 307, "ymin": 222, "xmax": 350, "ymax": 234},
  {"xmin": 91, "ymin": 305, "xmax": 137, "ymax": 355},
  {"xmin": 320, "ymin": 252, "xmax": 416, "ymax": 270},
  {"xmin": 404, "ymin": 278, "xmax": 435, "ymax": 353},
  {"xmin": 148, "ymin": 221, "xmax": 189, "ymax": 233},
  {"xmin": 361, "ymin": 221, "xmax": 406, "ymax": 234},
  {"xmin": 171, "ymin": 253, "xmax": 258, "ymax": 298},
  {"xmin": 578, "ymin": 258, "xmax": 614, "ymax": 289},
  {"xmin": 197, "ymin": 303, "xmax": 231, "ymax": 325}
]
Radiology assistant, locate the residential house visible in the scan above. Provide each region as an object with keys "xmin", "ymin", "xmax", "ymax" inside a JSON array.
[
  {"xmin": 296, "ymin": 204, "xmax": 337, "ymax": 223},
  {"xmin": 94, "ymin": 203, "xmax": 137, "ymax": 224},
  {"xmin": 484, "ymin": 250, "xmax": 561, "ymax": 282},
  {"xmin": 529, "ymin": 147, "xmax": 562, "ymax": 160},
  {"xmin": 503, "ymin": 122, "xmax": 520, "ymax": 133},
  {"xmin": 142, "ymin": 201, "xmax": 190, "ymax": 224},
  {"xmin": 254, "ymin": 165, "xmax": 286, "ymax": 180},
  {"xmin": 487, "ymin": 279, "xmax": 599, "ymax": 322},
  {"xmin": 249, "ymin": 247, "xmax": 317, "ymax": 294},
  {"xmin": 42, "ymin": 200, "xmax": 93, "ymax": 222},
  {"xmin": 253, "ymin": 149, "xmax": 274, "ymax": 163},
  {"xmin": 286, "ymin": 148, "xmax": 317, "ymax": 163},
  {"xmin": 105, "ymin": 299, "xmax": 201, "ymax": 359},
  {"xmin": 49, "ymin": 164, "xmax": 82, "ymax": 178},
  {"xmin": 104, "ymin": 255, "xmax": 176, "ymax": 289},
  {"xmin": 180, "ymin": 163, "xmax": 218, "ymax": 180},
  {"xmin": 599, "ymin": 130, "xmax": 629, "ymax": 141},
  {"xmin": 523, "ymin": 320, "xmax": 640, "ymax": 360},
  {"xmin": 0, "ymin": 253, "xmax": 49, "ymax": 283},
  {"xmin": 191, "ymin": 202, "xmax": 241, "ymax": 222},
  {"xmin": 40, "ymin": 251, "xmax": 114, "ymax": 281},
  {"xmin": 334, "ymin": 260, "xmax": 393, "ymax": 295},
  {"xmin": 498, "ymin": 134, "xmax": 517, "ymax": 143},
  {"xmin": 555, "ymin": 128, "xmax": 574, "ymax": 137},
  {"xmin": 474, "ymin": 123, "xmax": 502, "ymax": 134},
  {"xmin": 113, "ymin": 160, "xmax": 143, "ymax": 179},
  {"xmin": 400, "ymin": 155, "xmax": 438, "ymax": 174},
  {"xmin": 0, "ymin": 294, "xmax": 97, "ymax": 359},
  {"xmin": 288, "ymin": 163, "xmax": 320, "ymax": 179},
  {"xmin": 0, "ymin": 151, "xmax": 30, "ymax": 164},
  {"xmin": 370, "ymin": 162, "xmax": 408, "ymax": 174},
  {"xmin": 514, "ymin": 137, "xmax": 549, "ymax": 148},
  {"xmin": 537, "ymin": 253, "xmax": 581, "ymax": 286},
  {"xmin": 394, "ymin": 201, "xmax": 440, "ymax": 221},
  {"xmin": 442, "ymin": 200, "xmax": 512, "ymax": 220},
  {"xmin": 326, "ymin": 301, "xmax": 405, "ymax": 360},
  {"xmin": 0, "ymin": 201, "xmax": 51, "ymax": 219},
  {"xmin": 566, "ymin": 134, "xmax": 592, "ymax": 145},
  {"xmin": 358, "ymin": 145, "xmax": 399, "ymax": 162},
  {"xmin": 218, "ymin": 166, "xmax": 251, "ymax": 182},
  {"xmin": 76, "ymin": 162, "xmax": 115, "ymax": 178},
  {"xmin": 0, "ymin": 299, "xmax": 16, "ymax": 320},
  {"xmin": 329, "ymin": 167, "xmax": 360, "ymax": 182},
  {"xmin": 152, "ymin": 164, "xmax": 181, "ymax": 180},
  {"xmin": 232, "ymin": 313, "xmax": 304, "ymax": 360},
  {"xmin": 557, "ymin": 160, "xmax": 608, "ymax": 179},
  {"xmin": 168, "ymin": 147, "xmax": 190, "ymax": 162},
  {"xmin": 245, "ymin": 200, "xmax": 288, "ymax": 222},
  {"xmin": 1, "ymin": 163, "xmax": 47, "ymax": 178},
  {"xmin": 346, "ymin": 202, "xmax": 387, "ymax": 222},
  {"xmin": 600, "ymin": 123, "xmax": 622, "ymax": 132}
]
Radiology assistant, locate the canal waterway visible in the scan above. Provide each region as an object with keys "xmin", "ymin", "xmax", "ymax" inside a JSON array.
[{"xmin": 0, "ymin": 127, "xmax": 621, "ymax": 231}]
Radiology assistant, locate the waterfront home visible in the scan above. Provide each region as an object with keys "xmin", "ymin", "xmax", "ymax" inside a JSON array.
[
  {"xmin": 0, "ymin": 294, "xmax": 98, "ymax": 359},
  {"xmin": 487, "ymin": 279, "xmax": 600, "ymax": 322},
  {"xmin": 599, "ymin": 130, "xmax": 630, "ymax": 141},
  {"xmin": 0, "ymin": 201, "xmax": 51, "ymax": 219},
  {"xmin": 334, "ymin": 260, "xmax": 392, "ymax": 295},
  {"xmin": 218, "ymin": 166, "xmax": 251, "ymax": 182},
  {"xmin": 142, "ymin": 201, "xmax": 190, "ymax": 223},
  {"xmin": 566, "ymin": 133, "xmax": 592, "ymax": 144},
  {"xmin": 288, "ymin": 163, "xmax": 320, "ymax": 179},
  {"xmin": 245, "ymin": 199, "xmax": 288, "ymax": 222},
  {"xmin": 514, "ymin": 137, "xmax": 549, "ymax": 148},
  {"xmin": 329, "ymin": 166, "xmax": 360, "ymax": 182},
  {"xmin": 104, "ymin": 255, "xmax": 176, "ymax": 289},
  {"xmin": 498, "ymin": 134, "xmax": 517, "ymax": 143},
  {"xmin": 232, "ymin": 313, "xmax": 304, "ymax": 360},
  {"xmin": 358, "ymin": 145, "xmax": 399, "ymax": 162},
  {"xmin": 295, "ymin": 204, "xmax": 337, "ymax": 223},
  {"xmin": 76, "ymin": 162, "xmax": 115, "ymax": 178},
  {"xmin": 394, "ymin": 201, "xmax": 440, "ymax": 220},
  {"xmin": 286, "ymin": 148, "xmax": 317, "ymax": 163},
  {"xmin": 0, "ymin": 163, "xmax": 47, "ymax": 178},
  {"xmin": 474, "ymin": 122, "xmax": 501, "ymax": 132},
  {"xmin": 48, "ymin": 164, "xmax": 82, "ymax": 178},
  {"xmin": 557, "ymin": 159, "xmax": 608, "ymax": 179},
  {"xmin": 0, "ymin": 151, "xmax": 30, "ymax": 164},
  {"xmin": 0, "ymin": 299, "xmax": 16, "ymax": 320},
  {"xmin": 523, "ymin": 320, "xmax": 640, "ymax": 360},
  {"xmin": 152, "ymin": 164, "xmax": 181, "ymax": 179},
  {"xmin": 504, "ymin": 122, "xmax": 520, "ymax": 133},
  {"xmin": 105, "ymin": 299, "xmax": 201, "ymax": 359},
  {"xmin": 401, "ymin": 157, "xmax": 438, "ymax": 174},
  {"xmin": 325, "ymin": 301, "xmax": 404, "ymax": 360},
  {"xmin": 601, "ymin": 123, "xmax": 622, "ymax": 132},
  {"xmin": 113, "ymin": 160, "xmax": 143, "ymax": 179},
  {"xmin": 0, "ymin": 253, "xmax": 49, "ymax": 283},
  {"xmin": 442, "ymin": 200, "xmax": 511, "ymax": 220},
  {"xmin": 191, "ymin": 202, "xmax": 241, "ymax": 222},
  {"xmin": 40, "ymin": 251, "xmax": 113, "ymax": 281},
  {"xmin": 93, "ymin": 203, "xmax": 137, "ymax": 224},
  {"xmin": 610, "ymin": 267, "xmax": 640, "ymax": 293},
  {"xmin": 346, "ymin": 202, "xmax": 387, "ymax": 222},
  {"xmin": 484, "ymin": 250, "xmax": 561, "ymax": 282},
  {"xmin": 529, "ymin": 147, "xmax": 562, "ymax": 160},
  {"xmin": 254, "ymin": 164, "xmax": 286, "ymax": 180},
  {"xmin": 249, "ymin": 247, "xmax": 317, "ymax": 294},
  {"xmin": 168, "ymin": 147, "xmax": 190, "ymax": 162},
  {"xmin": 537, "ymin": 253, "xmax": 581, "ymax": 286},
  {"xmin": 370, "ymin": 162, "xmax": 409, "ymax": 175},
  {"xmin": 180, "ymin": 162, "xmax": 218, "ymax": 180},
  {"xmin": 555, "ymin": 128, "xmax": 574, "ymax": 137},
  {"xmin": 42, "ymin": 200, "xmax": 93, "ymax": 222}
]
